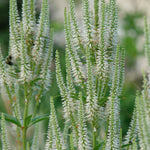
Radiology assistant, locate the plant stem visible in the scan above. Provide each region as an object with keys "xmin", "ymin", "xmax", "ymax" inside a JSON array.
[
  {"xmin": 94, "ymin": 0, "xmax": 99, "ymax": 31},
  {"xmin": 32, "ymin": 88, "xmax": 43, "ymax": 119},
  {"xmin": 93, "ymin": 122, "xmax": 96, "ymax": 149},
  {"xmin": 23, "ymin": 100, "xmax": 29, "ymax": 150},
  {"xmin": 23, "ymin": 82, "xmax": 29, "ymax": 150},
  {"xmin": 16, "ymin": 127, "xmax": 22, "ymax": 150},
  {"xmin": 22, "ymin": 127, "xmax": 27, "ymax": 150},
  {"xmin": 32, "ymin": 101, "xmax": 39, "ymax": 118},
  {"xmin": 93, "ymin": 128, "xmax": 96, "ymax": 149}
]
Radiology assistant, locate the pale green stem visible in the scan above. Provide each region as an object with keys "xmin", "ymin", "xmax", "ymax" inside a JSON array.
[
  {"xmin": 22, "ymin": 82, "xmax": 29, "ymax": 150},
  {"xmin": 16, "ymin": 127, "xmax": 22, "ymax": 150},
  {"xmin": 23, "ymin": 102, "xmax": 28, "ymax": 150},
  {"xmin": 32, "ymin": 86, "xmax": 43, "ymax": 119},
  {"xmin": 92, "ymin": 122, "xmax": 96, "ymax": 149}
]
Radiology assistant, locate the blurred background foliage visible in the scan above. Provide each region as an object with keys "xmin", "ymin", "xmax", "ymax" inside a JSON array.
[
  {"xmin": 120, "ymin": 11, "xmax": 145, "ymax": 136},
  {"xmin": 0, "ymin": 0, "xmax": 147, "ymax": 141}
]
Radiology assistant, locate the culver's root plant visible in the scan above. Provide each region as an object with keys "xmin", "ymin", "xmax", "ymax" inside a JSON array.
[
  {"xmin": 0, "ymin": 0, "xmax": 53, "ymax": 149},
  {"xmin": 0, "ymin": 0, "xmax": 150, "ymax": 150}
]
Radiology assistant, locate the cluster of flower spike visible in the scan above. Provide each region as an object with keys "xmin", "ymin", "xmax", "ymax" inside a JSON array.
[
  {"xmin": 56, "ymin": 0, "xmax": 125, "ymax": 149},
  {"xmin": 0, "ymin": 0, "xmax": 53, "ymax": 99},
  {"xmin": 7, "ymin": 0, "xmax": 52, "ymax": 87},
  {"xmin": 0, "ymin": 0, "xmax": 53, "ymax": 149}
]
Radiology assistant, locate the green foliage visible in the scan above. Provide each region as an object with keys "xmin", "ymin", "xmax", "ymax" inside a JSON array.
[
  {"xmin": 120, "ymin": 12, "xmax": 144, "ymax": 67},
  {"xmin": 0, "ymin": 113, "xmax": 21, "ymax": 127},
  {"xmin": 123, "ymin": 18, "xmax": 150, "ymax": 150},
  {"xmin": 0, "ymin": 0, "xmax": 150, "ymax": 149}
]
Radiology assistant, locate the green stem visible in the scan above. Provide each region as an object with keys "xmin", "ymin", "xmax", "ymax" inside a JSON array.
[
  {"xmin": 23, "ymin": 102, "xmax": 28, "ymax": 150},
  {"xmin": 4, "ymin": 83, "xmax": 16, "ymax": 113},
  {"xmin": 92, "ymin": 121, "xmax": 97, "ymax": 149},
  {"xmin": 32, "ymin": 101, "xmax": 39, "ymax": 119},
  {"xmin": 32, "ymin": 87, "xmax": 43, "ymax": 119},
  {"xmin": 22, "ymin": 82, "xmax": 29, "ymax": 150},
  {"xmin": 16, "ymin": 127, "xmax": 22, "ymax": 150},
  {"xmin": 94, "ymin": 0, "xmax": 99, "ymax": 30},
  {"xmin": 22, "ymin": 127, "xmax": 27, "ymax": 150},
  {"xmin": 93, "ymin": 127, "xmax": 96, "ymax": 149}
]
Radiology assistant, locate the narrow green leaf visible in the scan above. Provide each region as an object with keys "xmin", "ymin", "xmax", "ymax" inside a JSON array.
[
  {"xmin": 29, "ymin": 114, "xmax": 49, "ymax": 126},
  {"xmin": 0, "ymin": 113, "xmax": 21, "ymax": 127},
  {"xmin": 121, "ymin": 143, "xmax": 133, "ymax": 148}
]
